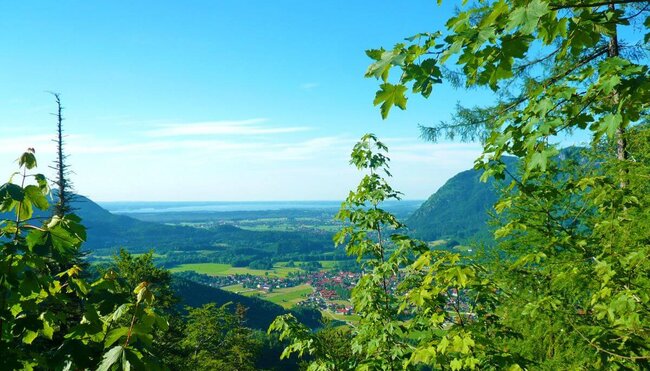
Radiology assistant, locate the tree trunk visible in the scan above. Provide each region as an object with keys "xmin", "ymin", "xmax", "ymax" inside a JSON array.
[{"xmin": 608, "ymin": 3, "xmax": 627, "ymax": 187}]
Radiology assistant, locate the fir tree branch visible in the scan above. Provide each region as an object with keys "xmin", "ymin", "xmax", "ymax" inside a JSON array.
[{"xmin": 550, "ymin": 0, "xmax": 650, "ymax": 11}]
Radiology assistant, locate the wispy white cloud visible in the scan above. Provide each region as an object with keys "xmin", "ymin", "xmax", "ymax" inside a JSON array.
[
  {"xmin": 0, "ymin": 135, "xmax": 56, "ymax": 154},
  {"xmin": 0, "ymin": 127, "xmax": 487, "ymax": 201},
  {"xmin": 263, "ymin": 136, "xmax": 352, "ymax": 161},
  {"xmin": 145, "ymin": 119, "xmax": 310, "ymax": 137},
  {"xmin": 64, "ymin": 135, "xmax": 350, "ymax": 163},
  {"xmin": 67, "ymin": 139, "xmax": 252, "ymax": 155},
  {"xmin": 389, "ymin": 141, "xmax": 482, "ymax": 166},
  {"xmin": 0, "ymin": 132, "xmax": 481, "ymax": 167},
  {"xmin": 299, "ymin": 82, "xmax": 319, "ymax": 90}
]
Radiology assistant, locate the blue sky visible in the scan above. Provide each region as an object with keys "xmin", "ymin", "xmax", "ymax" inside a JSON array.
[{"xmin": 0, "ymin": 0, "xmax": 494, "ymax": 201}]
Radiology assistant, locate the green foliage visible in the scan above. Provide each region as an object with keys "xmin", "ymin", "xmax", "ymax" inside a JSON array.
[
  {"xmin": 248, "ymin": 259, "xmax": 274, "ymax": 270},
  {"xmin": 271, "ymin": 135, "xmax": 514, "ymax": 370},
  {"xmin": 275, "ymin": 1, "xmax": 650, "ymax": 368},
  {"xmin": 487, "ymin": 129, "xmax": 650, "ymax": 368},
  {"xmin": 373, "ymin": 83, "xmax": 408, "ymax": 119},
  {"xmin": 2, "ymin": 149, "xmax": 305, "ymax": 370},
  {"xmin": 269, "ymin": 314, "xmax": 354, "ymax": 371},
  {"xmin": 182, "ymin": 302, "xmax": 261, "ymax": 370},
  {"xmin": 361, "ymin": 0, "xmax": 650, "ymax": 368},
  {"xmin": 0, "ymin": 150, "xmax": 166, "ymax": 370},
  {"xmin": 365, "ymin": 0, "xmax": 649, "ymax": 176},
  {"xmin": 111, "ymin": 249, "xmax": 178, "ymax": 310}
]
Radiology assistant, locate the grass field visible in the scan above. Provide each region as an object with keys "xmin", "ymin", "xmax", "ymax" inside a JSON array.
[
  {"xmin": 221, "ymin": 284, "xmax": 248, "ymax": 293},
  {"xmin": 169, "ymin": 263, "xmax": 300, "ymax": 277},
  {"xmin": 318, "ymin": 260, "xmax": 339, "ymax": 269},
  {"xmin": 220, "ymin": 284, "xmax": 259, "ymax": 296},
  {"xmin": 265, "ymin": 285, "xmax": 313, "ymax": 308},
  {"xmin": 322, "ymin": 310, "xmax": 360, "ymax": 324},
  {"xmin": 222, "ymin": 284, "xmax": 313, "ymax": 309}
]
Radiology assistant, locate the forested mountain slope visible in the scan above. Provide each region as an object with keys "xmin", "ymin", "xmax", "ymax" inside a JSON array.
[
  {"xmin": 407, "ymin": 156, "xmax": 518, "ymax": 242},
  {"xmin": 172, "ymin": 277, "xmax": 322, "ymax": 330}
]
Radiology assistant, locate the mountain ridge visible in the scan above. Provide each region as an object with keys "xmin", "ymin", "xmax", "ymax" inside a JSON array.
[{"xmin": 407, "ymin": 156, "xmax": 518, "ymax": 243}]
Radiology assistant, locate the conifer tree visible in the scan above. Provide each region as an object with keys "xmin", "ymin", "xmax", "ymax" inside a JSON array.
[{"xmin": 49, "ymin": 92, "xmax": 76, "ymax": 217}]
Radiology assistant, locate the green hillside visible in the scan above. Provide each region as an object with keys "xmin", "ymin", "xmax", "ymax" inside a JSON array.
[
  {"xmin": 72, "ymin": 195, "xmax": 219, "ymax": 254},
  {"xmin": 407, "ymin": 157, "xmax": 518, "ymax": 242},
  {"xmin": 171, "ymin": 276, "xmax": 321, "ymax": 330}
]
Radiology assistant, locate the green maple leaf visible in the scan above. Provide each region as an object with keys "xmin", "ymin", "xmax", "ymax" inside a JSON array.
[
  {"xmin": 365, "ymin": 49, "xmax": 406, "ymax": 81},
  {"xmin": 374, "ymin": 83, "xmax": 408, "ymax": 119},
  {"xmin": 507, "ymin": 0, "xmax": 549, "ymax": 34},
  {"xmin": 600, "ymin": 113, "xmax": 622, "ymax": 139},
  {"xmin": 97, "ymin": 346, "xmax": 125, "ymax": 371}
]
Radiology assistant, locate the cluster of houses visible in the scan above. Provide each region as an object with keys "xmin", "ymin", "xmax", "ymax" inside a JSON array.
[
  {"xmin": 298, "ymin": 293, "xmax": 354, "ymax": 315},
  {"xmin": 186, "ymin": 268, "xmax": 472, "ymax": 322},
  {"xmin": 195, "ymin": 270, "xmax": 362, "ymax": 315},
  {"xmin": 296, "ymin": 271, "xmax": 360, "ymax": 315}
]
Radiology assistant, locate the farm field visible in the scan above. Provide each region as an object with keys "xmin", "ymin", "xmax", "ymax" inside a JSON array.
[
  {"xmin": 222, "ymin": 284, "xmax": 313, "ymax": 309},
  {"xmin": 265, "ymin": 284, "xmax": 313, "ymax": 308},
  {"xmin": 169, "ymin": 263, "xmax": 300, "ymax": 277},
  {"xmin": 318, "ymin": 260, "xmax": 339, "ymax": 269},
  {"xmin": 322, "ymin": 310, "xmax": 360, "ymax": 325}
]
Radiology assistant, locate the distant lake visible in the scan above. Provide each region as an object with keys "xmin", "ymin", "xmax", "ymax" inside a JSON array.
[{"xmin": 99, "ymin": 200, "xmax": 424, "ymax": 214}]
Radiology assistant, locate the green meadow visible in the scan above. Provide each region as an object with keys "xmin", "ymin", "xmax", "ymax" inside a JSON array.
[
  {"xmin": 169, "ymin": 263, "xmax": 300, "ymax": 277},
  {"xmin": 222, "ymin": 284, "xmax": 313, "ymax": 309}
]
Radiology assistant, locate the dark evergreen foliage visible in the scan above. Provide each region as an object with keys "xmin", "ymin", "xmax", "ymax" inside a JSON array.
[{"xmin": 171, "ymin": 275, "xmax": 323, "ymax": 330}]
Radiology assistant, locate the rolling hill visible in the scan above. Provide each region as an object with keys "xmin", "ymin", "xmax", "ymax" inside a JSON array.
[
  {"xmin": 21, "ymin": 193, "xmax": 339, "ymax": 265},
  {"xmin": 37, "ymin": 194, "xmax": 220, "ymax": 255},
  {"xmin": 172, "ymin": 276, "xmax": 321, "ymax": 330}
]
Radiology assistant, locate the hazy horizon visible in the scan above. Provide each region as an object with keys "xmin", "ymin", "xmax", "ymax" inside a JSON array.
[{"xmin": 98, "ymin": 199, "xmax": 425, "ymax": 214}]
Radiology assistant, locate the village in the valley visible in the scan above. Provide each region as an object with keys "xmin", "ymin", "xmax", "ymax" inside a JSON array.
[
  {"xmin": 179, "ymin": 267, "xmax": 473, "ymax": 324},
  {"xmin": 186, "ymin": 270, "xmax": 361, "ymax": 317}
]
